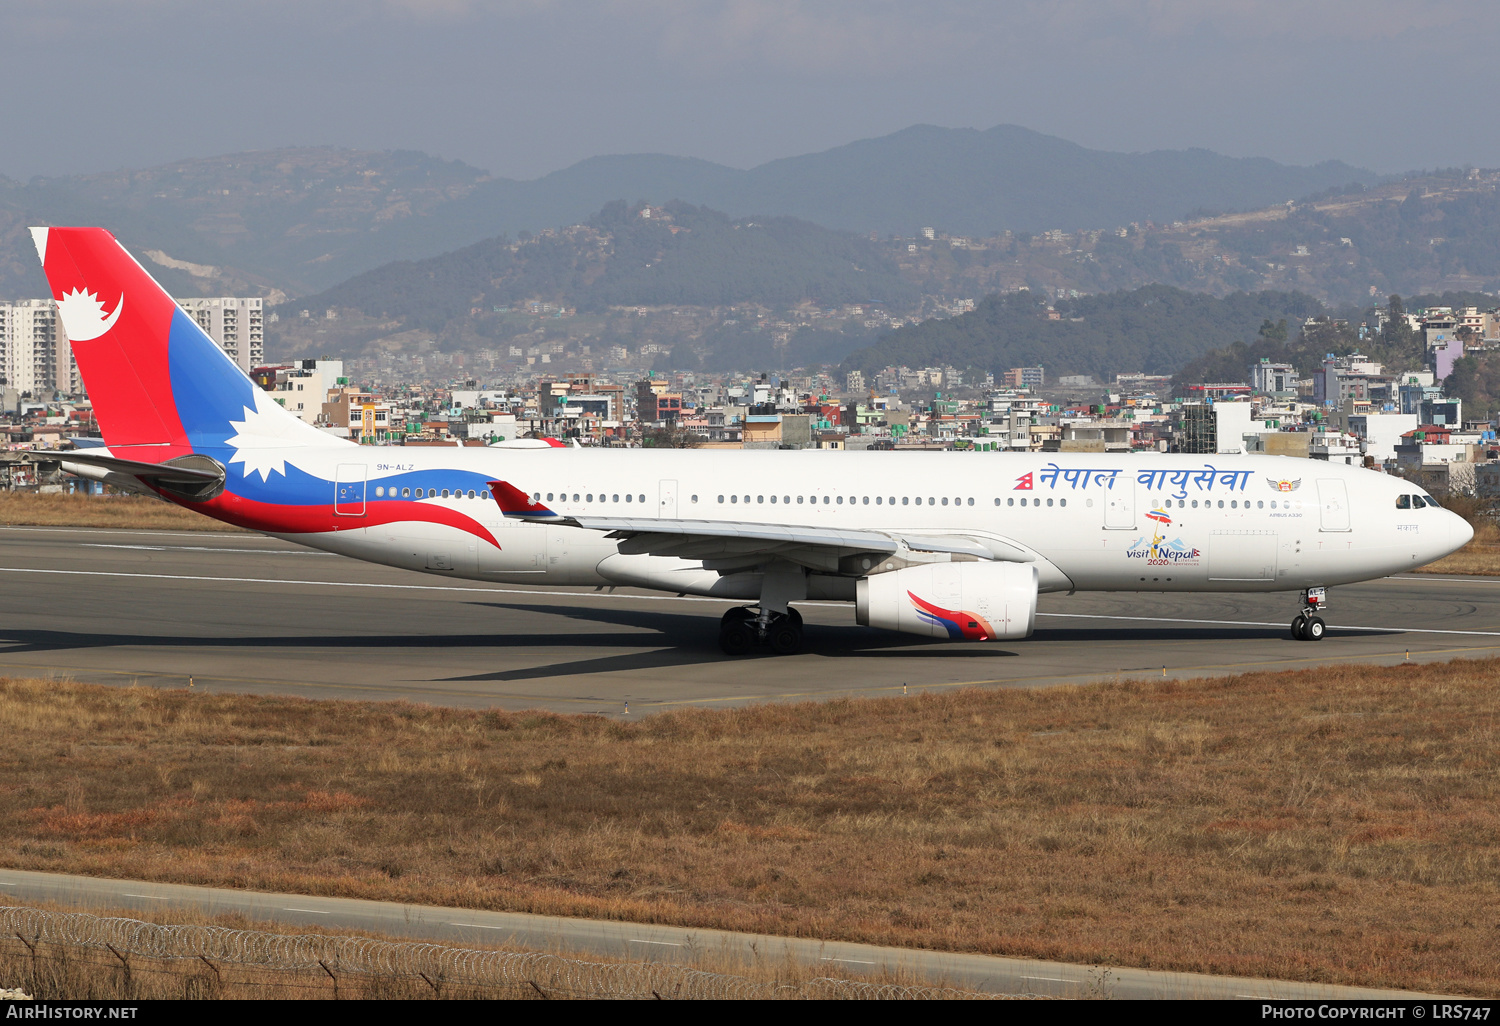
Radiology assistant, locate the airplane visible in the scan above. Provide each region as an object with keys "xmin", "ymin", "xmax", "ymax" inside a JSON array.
[{"xmin": 25, "ymin": 226, "xmax": 1474, "ymax": 655}]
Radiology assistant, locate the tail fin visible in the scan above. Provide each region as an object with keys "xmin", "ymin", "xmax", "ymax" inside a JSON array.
[{"xmin": 30, "ymin": 227, "xmax": 321, "ymax": 455}]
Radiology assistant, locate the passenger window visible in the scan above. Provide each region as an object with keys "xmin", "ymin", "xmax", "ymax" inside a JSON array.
[
  {"xmin": 1008, "ymin": 497, "xmax": 1014, "ymax": 506},
  {"xmin": 718, "ymin": 495, "xmax": 724, "ymax": 503},
  {"xmin": 1397, "ymin": 495, "xmax": 1410, "ymax": 509},
  {"xmin": 1271, "ymin": 500, "xmax": 1277, "ymax": 509},
  {"xmin": 374, "ymin": 486, "xmax": 384, "ymax": 497},
  {"xmin": 1020, "ymin": 498, "xmax": 1027, "ymax": 507},
  {"xmin": 1047, "ymin": 498, "xmax": 1053, "ymax": 507},
  {"xmin": 967, "ymin": 497, "xmax": 974, "ymax": 506},
  {"xmin": 1230, "ymin": 500, "xmax": 1237, "ymax": 509},
  {"xmin": 877, "ymin": 497, "xmax": 884, "ymax": 505},
  {"xmin": 902, "ymin": 497, "xmax": 909, "ymax": 506},
  {"xmin": 758, "ymin": 495, "xmax": 764, "ymax": 504},
  {"xmin": 770, "ymin": 495, "xmax": 777, "ymax": 503},
  {"xmin": 691, "ymin": 495, "xmax": 698, "ymax": 503},
  {"xmin": 796, "ymin": 495, "xmax": 804, "ymax": 504},
  {"xmin": 587, "ymin": 494, "xmax": 593, "ymax": 502},
  {"xmin": 941, "ymin": 497, "xmax": 949, "ymax": 506},
  {"xmin": 863, "ymin": 496, "xmax": 870, "ymax": 505},
  {"xmin": 823, "ymin": 496, "xmax": 830, "ymax": 504},
  {"xmin": 627, "ymin": 494, "xmax": 633, "ymax": 502},
  {"xmin": 1060, "ymin": 498, "xmax": 1066, "ymax": 507},
  {"xmin": 402, "ymin": 488, "xmax": 411, "ymax": 498},
  {"xmin": 730, "ymin": 495, "xmax": 737, "ymax": 503},
  {"xmin": 469, "ymin": 490, "xmax": 477, "ymax": 500},
  {"xmin": 572, "ymin": 493, "xmax": 579, "ymax": 502},
  {"xmin": 546, "ymin": 492, "xmax": 553, "ymax": 501},
  {"xmin": 613, "ymin": 494, "xmax": 620, "ymax": 502},
  {"xmin": 1191, "ymin": 500, "xmax": 1197, "ymax": 508},
  {"xmin": 442, "ymin": 489, "xmax": 451, "ymax": 498},
  {"xmin": 481, "ymin": 491, "xmax": 490, "ymax": 500},
  {"xmin": 532, "ymin": 492, "xmax": 540, "ymax": 502},
  {"xmin": 994, "ymin": 498, "xmax": 1000, "ymax": 506},
  {"xmin": 1257, "ymin": 501, "xmax": 1263, "ymax": 509},
  {"xmin": 1216, "ymin": 500, "xmax": 1223, "ymax": 508},
  {"xmin": 837, "ymin": 496, "xmax": 844, "ymax": 504}
]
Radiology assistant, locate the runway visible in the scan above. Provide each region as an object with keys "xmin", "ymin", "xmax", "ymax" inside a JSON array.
[{"xmin": 1, "ymin": 524, "xmax": 1498, "ymax": 714}]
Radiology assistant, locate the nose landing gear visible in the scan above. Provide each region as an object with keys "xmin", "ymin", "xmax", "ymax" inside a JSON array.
[
  {"xmin": 1290, "ymin": 587, "xmax": 1328, "ymax": 641},
  {"xmin": 719, "ymin": 606, "xmax": 803, "ymax": 656}
]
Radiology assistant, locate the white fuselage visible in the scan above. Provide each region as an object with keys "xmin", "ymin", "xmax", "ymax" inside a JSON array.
[{"xmin": 259, "ymin": 447, "xmax": 1469, "ymax": 599}]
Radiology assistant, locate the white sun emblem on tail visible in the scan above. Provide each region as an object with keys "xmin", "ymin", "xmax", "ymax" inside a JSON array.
[
  {"xmin": 225, "ymin": 388, "xmax": 312, "ymax": 481},
  {"xmin": 55, "ymin": 288, "xmax": 124, "ymax": 342}
]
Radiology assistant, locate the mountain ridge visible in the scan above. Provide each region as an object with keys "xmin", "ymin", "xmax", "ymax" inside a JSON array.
[{"xmin": 0, "ymin": 124, "xmax": 1378, "ymax": 298}]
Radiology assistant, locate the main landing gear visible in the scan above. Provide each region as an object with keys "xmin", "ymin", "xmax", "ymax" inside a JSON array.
[
  {"xmin": 1290, "ymin": 586, "xmax": 1328, "ymax": 642},
  {"xmin": 719, "ymin": 606, "xmax": 804, "ymax": 656}
]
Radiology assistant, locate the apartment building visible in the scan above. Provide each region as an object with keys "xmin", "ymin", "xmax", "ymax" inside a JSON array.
[
  {"xmin": 177, "ymin": 297, "xmax": 265, "ymax": 373},
  {"xmin": 0, "ymin": 299, "xmax": 78, "ymax": 395}
]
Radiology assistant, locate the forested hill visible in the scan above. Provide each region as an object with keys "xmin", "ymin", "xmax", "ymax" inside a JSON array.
[
  {"xmin": 839, "ymin": 285, "xmax": 1326, "ymax": 381},
  {"xmin": 295, "ymin": 201, "xmax": 920, "ymax": 329}
]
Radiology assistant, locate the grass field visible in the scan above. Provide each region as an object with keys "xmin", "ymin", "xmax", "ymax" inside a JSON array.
[
  {"xmin": 0, "ymin": 492, "xmax": 243, "ymax": 532},
  {"xmin": 0, "ymin": 664, "xmax": 1496, "ymax": 996},
  {"xmin": 0, "ymin": 900, "xmax": 972, "ymax": 1001}
]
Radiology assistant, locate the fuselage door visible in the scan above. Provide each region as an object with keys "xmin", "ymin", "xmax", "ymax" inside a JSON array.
[
  {"xmin": 334, "ymin": 464, "xmax": 367, "ymax": 516},
  {"xmin": 1317, "ymin": 479, "xmax": 1351, "ymax": 532},
  {"xmin": 659, "ymin": 479, "xmax": 678, "ymax": 519},
  {"xmin": 1104, "ymin": 478, "xmax": 1135, "ymax": 530}
]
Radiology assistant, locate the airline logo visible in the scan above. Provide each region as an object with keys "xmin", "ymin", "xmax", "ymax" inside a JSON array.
[
  {"xmin": 55, "ymin": 287, "xmax": 124, "ymax": 341},
  {"xmin": 1145, "ymin": 508, "xmax": 1172, "ymax": 525},
  {"xmin": 1267, "ymin": 477, "xmax": 1302, "ymax": 492},
  {"xmin": 1014, "ymin": 472, "xmax": 1033, "ymax": 490},
  {"xmin": 907, "ymin": 591, "xmax": 995, "ymax": 641}
]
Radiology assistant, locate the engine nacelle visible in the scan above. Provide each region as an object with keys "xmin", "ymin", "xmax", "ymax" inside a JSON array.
[{"xmin": 856, "ymin": 562, "xmax": 1038, "ymax": 641}]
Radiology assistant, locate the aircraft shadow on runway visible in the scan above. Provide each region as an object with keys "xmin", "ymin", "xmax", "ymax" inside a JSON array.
[{"xmin": 0, "ymin": 610, "xmax": 1398, "ymax": 687}]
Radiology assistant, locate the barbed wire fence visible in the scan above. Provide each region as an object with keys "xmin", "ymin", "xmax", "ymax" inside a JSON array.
[{"xmin": 0, "ymin": 906, "xmax": 1004, "ymax": 1000}]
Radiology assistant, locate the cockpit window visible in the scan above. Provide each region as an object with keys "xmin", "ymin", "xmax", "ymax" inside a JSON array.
[
  {"xmin": 1419, "ymin": 494, "xmax": 1441, "ymax": 508},
  {"xmin": 1396, "ymin": 495, "xmax": 1412, "ymax": 509}
]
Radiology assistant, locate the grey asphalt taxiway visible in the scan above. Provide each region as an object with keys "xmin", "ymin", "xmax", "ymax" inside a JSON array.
[{"xmin": 1, "ymin": 524, "xmax": 1498, "ymax": 712}]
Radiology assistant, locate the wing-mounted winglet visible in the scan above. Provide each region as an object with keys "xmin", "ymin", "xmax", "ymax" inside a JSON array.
[{"xmin": 488, "ymin": 480, "xmax": 567, "ymax": 521}]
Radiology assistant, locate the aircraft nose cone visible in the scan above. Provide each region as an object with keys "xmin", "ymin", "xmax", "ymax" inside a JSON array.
[{"xmin": 1453, "ymin": 513, "xmax": 1475, "ymax": 550}]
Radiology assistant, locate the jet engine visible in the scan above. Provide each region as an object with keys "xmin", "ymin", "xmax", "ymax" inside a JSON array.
[{"xmin": 856, "ymin": 562, "xmax": 1038, "ymax": 640}]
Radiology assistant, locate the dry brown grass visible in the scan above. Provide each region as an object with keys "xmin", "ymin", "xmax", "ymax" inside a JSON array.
[
  {"xmin": 0, "ymin": 491, "xmax": 244, "ymax": 532},
  {"xmin": 0, "ymin": 665, "xmax": 1496, "ymax": 995},
  {"xmin": 0, "ymin": 900, "xmax": 965, "ymax": 1000}
]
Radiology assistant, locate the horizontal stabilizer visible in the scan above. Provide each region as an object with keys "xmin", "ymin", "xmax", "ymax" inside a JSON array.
[{"xmin": 30, "ymin": 449, "xmax": 224, "ymax": 484}]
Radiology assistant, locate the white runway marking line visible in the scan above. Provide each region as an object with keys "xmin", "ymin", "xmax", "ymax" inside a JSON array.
[
  {"xmin": 121, "ymin": 893, "xmax": 169, "ymax": 900},
  {"xmin": 448, "ymin": 922, "xmax": 507, "ymax": 930},
  {"xmin": 629, "ymin": 939, "xmax": 682, "ymax": 947},
  {"xmin": 282, "ymin": 908, "xmax": 330, "ymax": 914},
  {"xmin": 820, "ymin": 957, "xmax": 876, "ymax": 965},
  {"xmin": 1036, "ymin": 611, "xmax": 1500, "ymax": 638},
  {"xmin": 1021, "ymin": 975, "xmax": 1069, "ymax": 982}
]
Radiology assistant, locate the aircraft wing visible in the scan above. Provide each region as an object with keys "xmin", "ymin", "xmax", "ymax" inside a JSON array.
[{"xmin": 488, "ymin": 478, "xmax": 1022, "ymax": 574}]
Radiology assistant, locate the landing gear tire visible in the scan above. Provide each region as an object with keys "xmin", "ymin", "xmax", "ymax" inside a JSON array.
[
  {"xmin": 766, "ymin": 617, "xmax": 803, "ymax": 656},
  {"xmin": 719, "ymin": 620, "xmax": 757, "ymax": 656},
  {"xmin": 1291, "ymin": 615, "xmax": 1307, "ymax": 641},
  {"xmin": 1305, "ymin": 616, "xmax": 1326, "ymax": 641}
]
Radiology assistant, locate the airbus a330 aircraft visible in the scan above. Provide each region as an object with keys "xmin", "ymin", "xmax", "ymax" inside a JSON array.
[{"xmin": 27, "ymin": 227, "xmax": 1474, "ymax": 654}]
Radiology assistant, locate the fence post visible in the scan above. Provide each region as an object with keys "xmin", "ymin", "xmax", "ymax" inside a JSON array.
[
  {"xmin": 105, "ymin": 943, "xmax": 131, "ymax": 992},
  {"xmin": 319, "ymin": 959, "xmax": 338, "ymax": 1000}
]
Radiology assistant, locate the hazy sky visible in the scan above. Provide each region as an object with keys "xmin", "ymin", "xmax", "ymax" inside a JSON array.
[{"xmin": 4, "ymin": 0, "xmax": 1497, "ymax": 181}]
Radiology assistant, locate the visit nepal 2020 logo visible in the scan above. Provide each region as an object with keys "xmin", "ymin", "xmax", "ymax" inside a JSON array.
[{"xmin": 1125, "ymin": 509, "xmax": 1202, "ymax": 567}]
